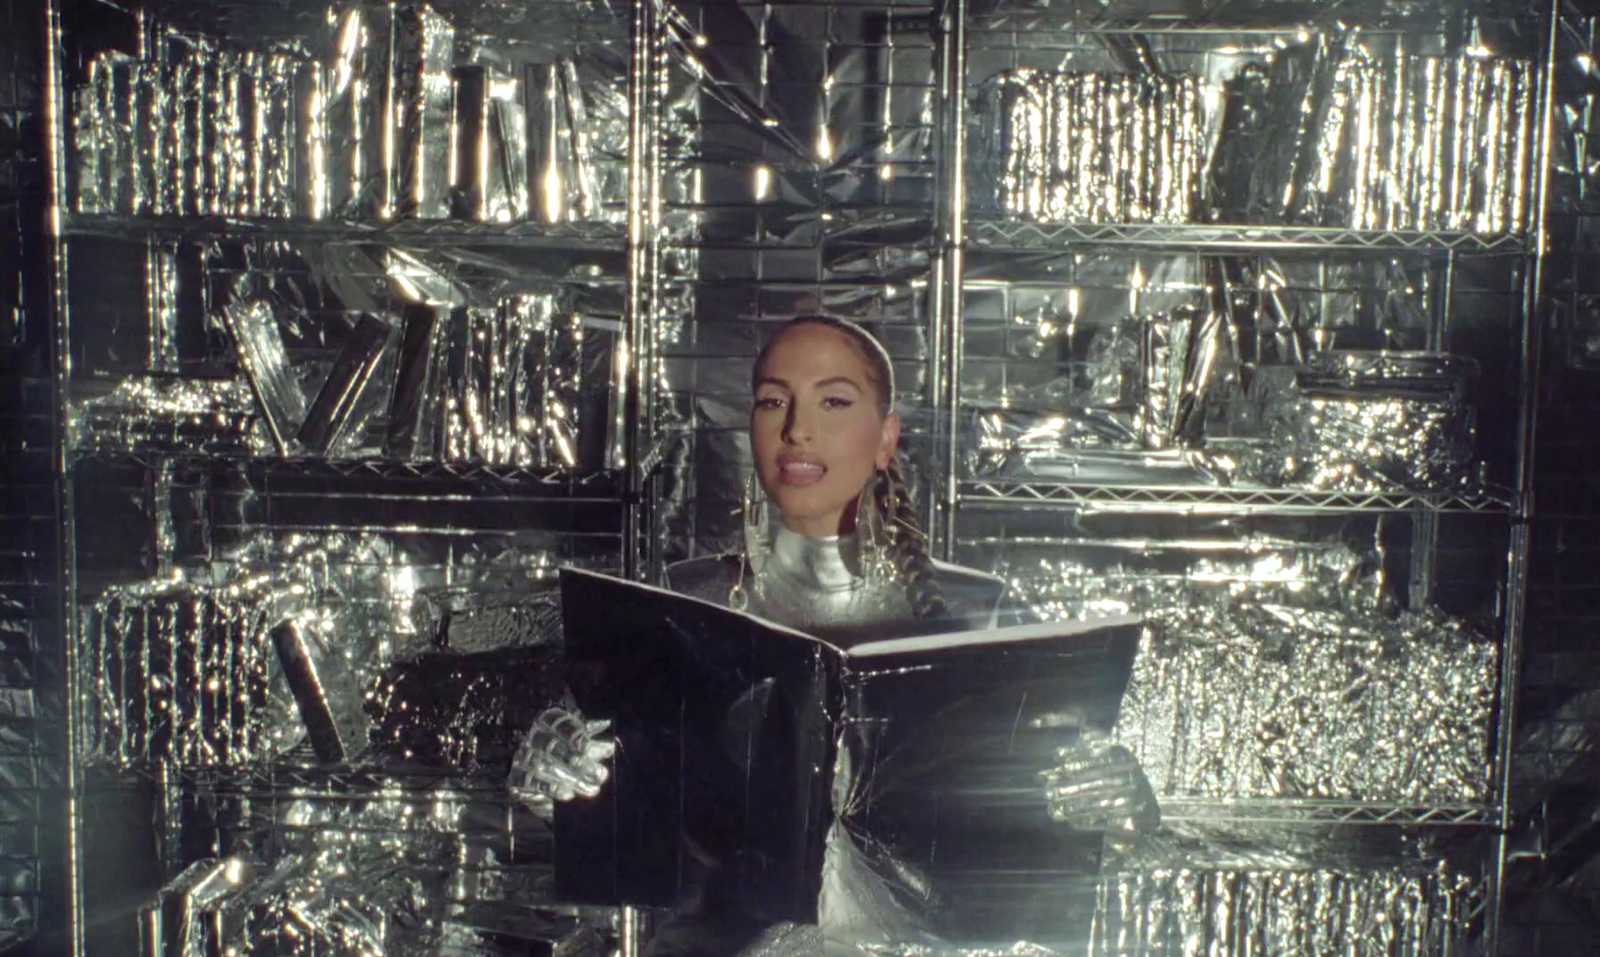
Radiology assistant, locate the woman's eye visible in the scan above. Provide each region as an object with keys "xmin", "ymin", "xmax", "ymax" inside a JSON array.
[
  {"xmin": 822, "ymin": 396, "xmax": 854, "ymax": 410},
  {"xmin": 754, "ymin": 395, "xmax": 785, "ymax": 410}
]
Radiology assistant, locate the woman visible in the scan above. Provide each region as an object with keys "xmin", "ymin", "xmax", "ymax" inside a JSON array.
[
  {"xmin": 514, "ymin": 316, "xmax": 1156, "ymax": 956},
  {"xmin": 666, "ymin": 314, "xmax": 1004, "ymax": 641}
]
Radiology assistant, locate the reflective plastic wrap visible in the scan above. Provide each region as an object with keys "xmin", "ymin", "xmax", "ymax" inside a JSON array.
[
  {"xmin": 1111, "ymin": 602, "xmax": 1497, "ymax": 804},
  {"xmin": 71, "ymin": 376, "xmax": 269, "ymax": 458},
  {"xmin": 977, "ymin": 71, "xmax": 1208, "ymax": 225}
]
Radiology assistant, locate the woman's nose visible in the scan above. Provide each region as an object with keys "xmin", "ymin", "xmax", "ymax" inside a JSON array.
[{"xmin": 782, "ymin": 403, "xmax": 815, "ymax": 445}]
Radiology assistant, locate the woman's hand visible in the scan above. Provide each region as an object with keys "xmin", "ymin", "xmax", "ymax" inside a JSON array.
[
  {"xmin": 508, "ymin": 707, "xmax": 616, "ymax": 820},
  {"xmin": 1041, "ymin": 732, "xmax": 1160, "ymax": 841}
]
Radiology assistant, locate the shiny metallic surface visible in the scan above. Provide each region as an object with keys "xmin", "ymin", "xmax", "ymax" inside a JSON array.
[
  {"xmin": 978, "ymin": 71, "xmax": 1208, "ymax": 226},
  {"xmin": 29, "ymin": 0, "xmax": 1567, "ymax": 954}
]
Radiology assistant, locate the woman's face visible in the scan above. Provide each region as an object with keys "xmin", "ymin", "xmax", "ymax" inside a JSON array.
[{"xmin": 751, "ymin": 323, "xmax": 901, "ymax": 538}]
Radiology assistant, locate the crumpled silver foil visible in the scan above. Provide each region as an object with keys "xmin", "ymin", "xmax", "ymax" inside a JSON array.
[
  {"xmin": 177, "ymin": 790, "xmax": 601, "ymax": 956},
  {"xmin": 1086, "ymin": 865, "xmax": 1477, "ymax": 957},
  {"xmin": 81, "ymin": 577, "xmax": 279, "ymax": 769},
  {"xmin": 220, "ymin": 795, "xmax": 461, "ymax": 956},
  {"xmin": 71, "ymin": 2, "xmax": 633, "ymax": 226},
  {"xmin": 977, "ymin": 71, "xmax": 1208, "ymax": 225},
  {"xmin": 226, "ymin": 532, "xmax": 430, "ymax": 761},
  {"xmin": 410, "ymin": 588, "xmax": 562, "ymax": 654},
  {"xmin": 1224, "ymin": 352, "xmax": 1479, "ymax": 493},
  {"xmin": 1214, "ymin": 34, "xmax": 1532, "ymax": 232},
  {"xmin": 965, "ymin": 304, "xmax": 1230, "ymax": 476},
  {"xmin": 438, "ymin": 295, "xmax": 591, "ymax": 467},
  {"xmin": 1112, "ymin": 601, "xmax": 1496, "ymax": 804},
  {"xmin": 70, "ymin": 376, "xmax": 270, "ymax": 458}
]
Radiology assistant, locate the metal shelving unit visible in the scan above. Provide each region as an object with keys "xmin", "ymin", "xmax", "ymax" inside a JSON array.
[
  {"xmin": 42, "ymin": 0, "xmax": 667, "ymax": 950},
  {"xmin": 932, "ymin": 1, "xmax": 1560, "ymax": 951}
]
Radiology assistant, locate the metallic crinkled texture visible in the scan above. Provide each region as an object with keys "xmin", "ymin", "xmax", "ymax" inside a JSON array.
[
  {"xmin": 70, "ymin": 376, "xmax": 270, "ymax": 458},
  {"xmin": 1086, "ymin": 866, "xmax": 1477, "ymax": 957},
  {"xmin": 80, "ymin": 576, "xmax": 280, "ymax": 769},
  {"xmin": 1002, "ymin": 553, "xmax": 1492, "ymax": 804},
  {"xmin": 1229, "ymin": 354, "xmax": 1479, "ymax": 493},
  {"xmin": 70, "ymin": 3, "xmax": 635, "ymax": 225},
  {"xmin": 978, "ymin": 71, "xmax": 1208, "ymax": 225},
  {"xmin": 1113, "ymin": 602, "xmax": 1496, "ymax": 804},
  {"xmin": 1214, "ymin": 33, "xmax": 1532, "ymax": 232}
]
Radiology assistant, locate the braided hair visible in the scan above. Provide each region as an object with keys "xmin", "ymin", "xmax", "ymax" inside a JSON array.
[{"xmin": 752, "ymin": 315, "xmax": 950, "ymax": 621}]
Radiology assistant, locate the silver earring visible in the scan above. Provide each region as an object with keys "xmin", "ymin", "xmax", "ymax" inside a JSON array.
[
  {"xmin": 732, "ymin": 470, "xmax": 771, "ymax": 611},
  {"xmin": 855, "ymin": 471, "xmax": 895, "ymax": 589}
]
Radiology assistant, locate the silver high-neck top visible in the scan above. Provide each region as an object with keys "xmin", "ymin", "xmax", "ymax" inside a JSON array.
[{"xmin": 746, "ymin": 526, "xmax": 913, "ymax": 638}]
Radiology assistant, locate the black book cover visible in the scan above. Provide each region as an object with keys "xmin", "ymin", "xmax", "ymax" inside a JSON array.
[{"xmin": 555, "ymin": 569, "xmax": 1143, "ymax": 933}]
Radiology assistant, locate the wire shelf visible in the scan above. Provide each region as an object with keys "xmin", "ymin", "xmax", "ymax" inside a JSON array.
[
  {"xmin": 62, "ymin": 214, "xmax": 628, "ymax": 250},
  {"xmin": 958, "ymin": 480, "xmax": 1511, "ymax": 514},
  {"xmin": 73, "ymin": 449, "xmax": 627, "ymax": 498},
  {"xmin": 1162, "ymin": 797, "xmax": 1494, "ymax": 828},
  {"xmin": 966, "ymin": 219, "xmax": 1531, "ymax": 255}
]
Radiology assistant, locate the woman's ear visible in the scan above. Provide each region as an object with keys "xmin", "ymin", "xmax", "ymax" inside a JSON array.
[{"xmin": 876, "ymin": 411, "xmax": 902, "ymax": 470}]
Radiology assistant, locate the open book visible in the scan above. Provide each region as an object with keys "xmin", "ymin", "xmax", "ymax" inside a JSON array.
[{"xmin": 554, "ymin": 568, "xmax": 1144, "ymax": 933}]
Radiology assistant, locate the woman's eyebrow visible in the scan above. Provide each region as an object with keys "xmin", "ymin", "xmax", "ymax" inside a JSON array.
[
  {"xmin": 813, "ymin": 376, "xmax": 863, "ymax": 391},
  {"xmin": 753, "ymin": 375, "xmax": 863, "ymax": 391}
]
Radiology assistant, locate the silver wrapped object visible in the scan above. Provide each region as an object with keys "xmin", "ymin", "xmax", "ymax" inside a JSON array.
[
  {"xmin": 979, "ymin": 71, "xmax": 1208, "ymax": 225},
  {"xmin": 1087, "ymin": 865, "xmax": 1477, "ymax": 957},
  {"xmin": 69, "ymin": 2, "xmax": 631, "ymax": 226},
  {"xmin": 1217, "ymin": 35, "xmax": 1533, "ymax": 233},
  {"xmin": 70, "ymin": 376, "xmax": 268, "ymax": 458},
  {"xmin": 222, "ymin": 298, "xmax": 307, "ymax": 455},
  {"xmin": 1238, "ymin": 352, "xmax": 1479, "ymax": 493},
  {"xmin": 391, "ymin": 4, "xmax": 456, "ymax": 219},
  {"xmin": 1114, "ymin": 602, "xmax": 1497, "ymax": 805},
  {"xmin": 81, "ymin": 578, "xmax": 277, "ymax": 769}
]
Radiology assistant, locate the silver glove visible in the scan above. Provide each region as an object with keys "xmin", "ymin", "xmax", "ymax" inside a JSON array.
[
  {"xmin": 508, "ymin": 706, "xmax": 615, "ymax": 820},
  {"xmin": 1042, "ymin": 733, "xmax": 1160, "ymax": 840}
]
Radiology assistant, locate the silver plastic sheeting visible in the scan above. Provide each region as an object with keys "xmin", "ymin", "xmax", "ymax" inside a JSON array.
[
  {"xmin": 70, "ymin": 376, "xmax": 269, "ymax": 458},
  {"xmin": 978, "ymin": 71, "xmax": 1209, "ymax": 225},
  {"xmin": 1213, "ymin": 35, "xmax": 1533, "ymax": 232},
  {"xmin": 1087, "ymin": 866, "xmax": 1477, "ymax": 957},
  {"xmin": 71, "ymin": 3, "xmax": 630, "ymax": 226},
  {"xmin": 1113, "ymin": 602, "xmax": 1496, "ymax": 804}
]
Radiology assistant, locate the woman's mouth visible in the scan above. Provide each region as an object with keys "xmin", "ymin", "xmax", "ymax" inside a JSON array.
[{"xmin": 777, "ymin": 460, "xmax": 827, "ymax": 487}]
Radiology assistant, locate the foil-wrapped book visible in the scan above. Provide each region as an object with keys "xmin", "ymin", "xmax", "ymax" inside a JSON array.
[{"xmin": 554, "ymin": 569, "xmax": 1143, "ymax": 942}]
